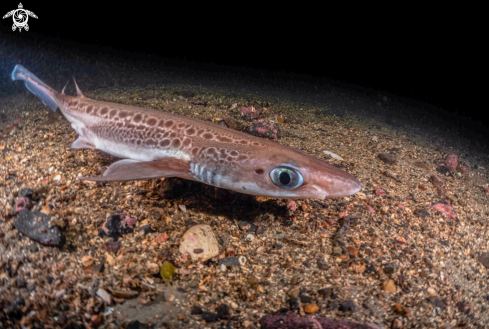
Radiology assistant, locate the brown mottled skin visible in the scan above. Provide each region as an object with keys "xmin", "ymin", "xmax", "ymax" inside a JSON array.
[{"xmin": 12, "ymin": 64, "xmax": 361, "ymax": 199}]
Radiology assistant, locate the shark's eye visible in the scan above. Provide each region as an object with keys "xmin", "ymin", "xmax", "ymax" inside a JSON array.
[{"xmin": 270, "ymin": 167, "xmax": 304, "ymax": 189}]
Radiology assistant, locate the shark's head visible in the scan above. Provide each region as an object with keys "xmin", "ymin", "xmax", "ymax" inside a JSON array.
[{"xmin": 217, "ymin": 145, "xmax": 361, "ymax": 199}]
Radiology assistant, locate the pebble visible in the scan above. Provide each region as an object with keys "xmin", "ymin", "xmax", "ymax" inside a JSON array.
[
  {"xmin": 378, "ymin": 153, "xmax": 398, "ymax": 165},
  {"xmin": 317, "ymin": 257, "xmax": 329, "ymax": 270},
  {"xmin": 444, "ymin": 153, "xmax": 458, "ymax": 171},
  {"xmin": 478, "ymin": 252, "xmax": 489, "ymax": 269},
  {"xmin": 240, "ymin": 106, "xmax": 261, "ymax": 121},
  {"xmin": 392, "ymin": 318, "xmax": 403, "ymax": 329},
  {"xmin": 246, "ymin": 234, "xmax": 255, "ymax": 242},
  {"xmin": 246, "ymin": 120, "xmax": 281, "ymax": 139},
  {"xmin": 286, "ymin": 288, "xmax": 300, "ymax": 299},
  {"xmin": 414, "ymin": 161, "xmax": 430, "ymax": 170},
  {"xmin": 218, "ymin": 256, "xmax": 247, "ymax": 266},
  {"xmin": 99, "ymin": 213, "xmax": 137, "ymax": 241},
  {"xmin": 81, "ymin": 255, "xmax": 94, "ymax": 267},
  {"xmin": 14, "ymin": 196, "xmax": 31, "ymax": 214},
  {"xmin": 303, "ymin": 303, "xmax": 319, "ymax": 314},
  {"xmin": 318, "ymin": 287, "xmax": 332, "ymax": 300},
  {"xmin": 333, "ymin": 247, "xmax": 343, "ymax": 255},
  {"xmin": 238, "ymin": 221, "xmax": 258, "ymax": 232},
  {"xmin": 14, "ymin": 210, "xmax": 65, "ymax": 246},
  {"xmin": 383, "ymin": 279, "xmax": 396, "ymax": 293},
  {"xmin": 427, "ymin": 296, "xmax": 444, "ymax": 308},
  {"xmin": 179, "ymin": 224, "xmax": 219, "ymax": 262},
  {"xmin": 286, "ymin": 200, "xmax": 297, "ymax": 211},
  {"xmin": 339, "ymin": 300, "xmax": 356, "ymax": 312},
  {"xmin": 394, "ymin": 303, "xmax": 410, "ymax": 317},
  {"xmin": 426, "ymin": 287, "xmax": 438, "ymax": 296},
  {"xmin": 96, "ymin": 288, "xmax": 111, "ymax": 305}
]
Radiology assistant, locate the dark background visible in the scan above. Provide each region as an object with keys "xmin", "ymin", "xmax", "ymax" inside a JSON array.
[{"xmin": 1, "ymin": 3, "xmax": 486, "ymax": 145}]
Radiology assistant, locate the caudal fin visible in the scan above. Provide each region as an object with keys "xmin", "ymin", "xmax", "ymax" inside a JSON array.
[{"xmin": 11, "ymin": 65, "xmax": 59, "ymax": 112}]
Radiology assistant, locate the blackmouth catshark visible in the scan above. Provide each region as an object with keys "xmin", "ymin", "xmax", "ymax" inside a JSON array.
[{"xmin": 12, "ymin": 64, "xmax": 361, "ymax": 199}]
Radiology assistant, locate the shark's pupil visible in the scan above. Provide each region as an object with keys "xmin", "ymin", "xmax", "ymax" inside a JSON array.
[{"xmin": 279, "ymin": 171, "xmax": 291, "ymax": 185}]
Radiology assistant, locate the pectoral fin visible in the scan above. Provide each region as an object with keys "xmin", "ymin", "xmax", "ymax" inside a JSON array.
[
  {"xmin": 71, "ymin": 136, "xmax": 96, "ymax": 149},
  {"xmin": 77, "ymin": 158, "xmax": 192, "ymax": 182}
]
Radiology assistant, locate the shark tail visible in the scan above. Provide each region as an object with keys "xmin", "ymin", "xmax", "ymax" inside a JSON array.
[{"xmin": 11, "ymin": 64, "xmax": 59, "ymax": 112}]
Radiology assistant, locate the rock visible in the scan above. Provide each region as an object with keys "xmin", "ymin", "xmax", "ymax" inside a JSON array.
[
  {"xmin": 98, "ymin": 213, "xmax": 137, "ymax": 241},
  {"xmin": 238, "ymin": 221, "xmax": 258, "ymax": 232},
  {"xmin": 256, "ymin": 225, "xmax": 268, "ymax": 235},
  {"xmin": 414, "ymin": 208, "xmax": 430, "ymax": 219},
  {"xmin": 216, "ymin": 304, "xmax": 230, "ymax": 319},
  {"xmin": 81, "ymin": 255, "xmax": 94, "ymax": 267},
  {"xmin": 392, "ymin": 317, "xmax": 403, "ymax": 329},
  {"xmin": 201, "ymin": 311, "xmax": 219, "ymax": 322},
  {"xmin": 303, "ymin": 303, "xmax": 319, "ymax": 314},
  {"xmin": 240, "ymin": 106, "xmax": 261, "ymax": 121},
  {"xmin": 414, "ymin": 161, "xmax": 430, "ymax": 170},
  {"xmin": 431, "ymin": 203, "xmax": 457, "ymax": 219},
  {"xmin": 383, "ymin": 265, "xmax": 396, "ymax": 275},
  {"xmin": 375, "ymin": 189, "xmax": 386, "ymax": 196},
  {"xmin": 429, "ymin": 175, "xmax": 445, "ymax": 187},
  {"xmin": 246, "ymin": 120, "xmax": 281, "ymax": 139},
  {"xmin": 300, "ymin": 295, "xmax": 313, "ymax": 303},
  {"xmin": 96, "ymin": 288, "xmax": 111, "ymax": 305},
  {"xmin": 478, "ymin": 252, "xmax": 489, "ymax": 269},
  {"xmin": 317, "ymin": 257, "xmax": 329, "ymax": 270},
  {"xmin": 339, "ymin": 300, "xmax": 356, "ymax": 312},
  {"xmin": 286, "ymin": 200, "xmax": 297, "ymax": 211},
  {"xmin": 14, "ymin": 210, "xmax": 65, "ymax": 247},
  {"xmin": 383, "ymin": 279, "xmax": 396, "ymax": 293},
  {"xmin": 427, "ymin": 296, "xmax": 444, "ymax": 308},
  {"xmin": 333, "ymin": 247, "xmax": 343, "ymax": 255},
  {"xmin": 138, "ymin": 224, "xmax": 155, "ymax": 235},
  {"xmin": 393, "ymin": 303, "xmax": 410, "ymax": 317},
  {"xmin": 318, "ymin": 287, "xmax": 332, "ymax": 300},
  {"xmin": 179, "ymin": 224, "xmax": 219, "ymax": 262},
  {"xmin": 445, "ymin": 153, "xmax": 458, "ymax": 171},
  {"xmin": 455, "ymin": 301, "xmax": 470, "ymax": 314},
  {"xmin": 378, "ymin": 153, "xmax": 397, "ymax": 165},
  {"xmin": 426, "ymin": 287, "xmax": 438, "ymax": 296},
  {"xmin": 223, "ymin": 117, "xmax": 245, "ymax": 131},
  {"xmin": 218, "ymin": 256, "xmax": 247, "ymax": 267},
  {"xmin": 286, "ymin": 288, "xmax": 300, "ymax": 299},
  {"xmin": 14, "ymin": 197, "xmax": 31, "ymax": 214},
  {"xmin": 18, "ymin": 188, "xmax": 33, "ymax": 199}
]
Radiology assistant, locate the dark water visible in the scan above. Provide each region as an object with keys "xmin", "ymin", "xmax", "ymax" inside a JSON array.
[{"xmin": 1, "ymin": 33, "xmax": 488, "ymax": 165}]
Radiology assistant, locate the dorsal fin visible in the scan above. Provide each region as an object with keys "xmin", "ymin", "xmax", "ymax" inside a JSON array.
[
  {"xmin": 60, "ymin": 80, "xmax": 69, "ymax": 95},
  {"xmin": 72, "ymin": 76, "xmax": 85, "ymax": 98}
]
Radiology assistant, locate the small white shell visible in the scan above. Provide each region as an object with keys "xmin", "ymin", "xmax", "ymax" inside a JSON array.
[
  {"xmin": 323, "ymin": 150, "xmax": 344, "ymax": 161},
  {"xmin": 179, "ymin": 224, "xmax": 219, "ymax": 262}
]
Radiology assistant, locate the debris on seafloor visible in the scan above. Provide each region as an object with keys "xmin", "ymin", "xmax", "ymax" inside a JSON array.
[
  {"xmin": 240, "ymin": 106, "xmax": 261, "ymax": 121},
  {"xmin": 246, "ymin": 119, "xmax": 281, "ymax": 139},
  {"xmin": 98, "ymin": 213, "xmax": 137, "ymax": 241},
  {"xmin": 445, "ymin": 153, "xmax": 458, "ymax": 171},
  {"xmin": 431, "ymin": 201, "xmax": 457, "ymax": 219},
  {"xmin": 377, "ymin": 153, "xmax": 398, "ymax": 165},
  {"xmin": 160, "ymin": 261, "xmax": 176, "ymax": 282},
  {"xmin": 14, "ymin": 210, "xmax": 65, "ymax": 247},
  {"xmin": 218, "ymin": 256, "xmax": 247, "ymax": 267},
  {"xmin": 260, "ymin": 310, "xmax": 381, "ymax": 329},
  {"xmin": 13, "ymin": 188, "xmax": 34, "ymax": 214},
  {"xmin": 323, "ymin": 150, "xmax": 344, "ymax": 161},
  {"xmin": 179, "ymin": 224, "xmax": 219, "ymax": 262}
]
